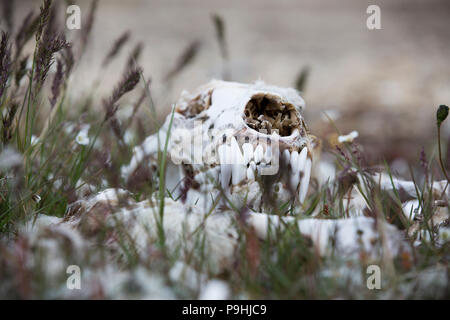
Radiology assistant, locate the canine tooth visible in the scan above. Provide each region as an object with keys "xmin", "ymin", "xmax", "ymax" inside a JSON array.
[
  {"xmin": 247, "ymin": 167, "xmax": 255, "ymax": 180},
  {"xmin": 289, "ymin": 171, "xmax": 300, "ymax": 192},
  {"xmin": 298, "ymin": 147, "xmax": 307, "ymax": 172},
  {"xmin": 282, "ymin": 149, "xmax": 290, "ymax": 164},
  {"xmin": 249, "ymin": 161, "xmax": 256, "ymax": 171},
  {"xmin": 218, "ymin": 144, "xmax": 232, "ymax": 190},
  {"xmin": 254, "ymin": 144, "xmax": 264, "ymax": 163},
  {"xmin": 204, "ymin": 167, "xmax": 219, "ymax": 183},
  {"xmin": 195, "ymin": 172, "xmax": 206, "ymax": 184},
  {"xmin": 264, "ymin": 146, "xmax": 272, "ymax": 164},
  {"xmin": 290, "ymin": 151, "xmax": 299, "ymax": 172},
  {"xmin": 242, "ymin": 143, "xmax": 254, "ymax": 165},
  {"xmin": 231, "ymin": 137, "xmax": 244, "ymax": 164},
  {"xmin": 298, "ymin": 158, "xmax": 312, "ymax": 203}
]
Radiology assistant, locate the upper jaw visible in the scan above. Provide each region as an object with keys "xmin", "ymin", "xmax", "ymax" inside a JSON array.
[{"xmin": 183, "ymin": 129, "xmax": 315, "ymax": 213}]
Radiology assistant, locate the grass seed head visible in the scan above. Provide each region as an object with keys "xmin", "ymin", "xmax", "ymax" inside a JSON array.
[{"xmin": 14, "ymin": 11, "xmax": 39, "ymax": 58}]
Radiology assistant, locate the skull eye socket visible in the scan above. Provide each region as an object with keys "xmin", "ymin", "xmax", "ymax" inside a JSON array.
[{"xmin": 243, "ymin": 94, "xmax": 300, "ymax": 136}]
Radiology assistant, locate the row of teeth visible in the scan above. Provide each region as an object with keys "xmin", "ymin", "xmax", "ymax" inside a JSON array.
[{"xmin": 194, "ymin": 136, "xmax": 312, "ymax": 204}]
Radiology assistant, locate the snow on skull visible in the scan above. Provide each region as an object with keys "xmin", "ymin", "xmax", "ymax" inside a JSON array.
[{"xmin": 122, "ymin": 80, "xmax": 320, "ymax": 212}]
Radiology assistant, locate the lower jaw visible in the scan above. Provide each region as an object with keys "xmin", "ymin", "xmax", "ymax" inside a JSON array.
[{"xmin": 229, "ymin": 180, "xmax": 300, "ymax": 214}]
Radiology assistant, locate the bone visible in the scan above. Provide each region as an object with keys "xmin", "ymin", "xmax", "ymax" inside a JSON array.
[
  {"xmin": 254, "ymin": 144, "xmax": 264, "ymax": 164},
  {"xmin": 290, "ymin": 150, "xmax": 299, "ymax": 172},
  {"xmin": 197, "ymin": 168, "xmax": 219, "ymax": 191},
  {"xmin": 263, "ymin": 145, "xmax": 272, "ymax": 164},
  {"xmin": 246, "ymin": 166, "xmax": 255, "ymax": 181},
  {"xmin": 242, "ymin": 143, "xmax": 254, "ymax": 165},
  {"xmin": 291, "ymin": 128, "xmax": 300, "ymax": 137},
  {"xmin": 195, "ymin": 171, "xmax": 206, "ymax": 185},
  {"xmin": 298, "ymin": 158, "xmax": 312, "ymax": 203},
  {"xmin": 178, "ymin": 165, "xmax": 187, "ymax": 190},
  {"xmin": 218, "ymin": 143, "xmax": 232, "ymax": 191},
  {"xmin": 230, "ymin": 137, "xmax": 246, "ymax": 185},
  {"xmin": 123, "ymin": 80, "xmax": 317, "ymax": 214}
]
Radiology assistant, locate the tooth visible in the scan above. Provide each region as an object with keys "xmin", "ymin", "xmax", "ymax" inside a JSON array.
[
  {"xmin": 249, "ymin": 161, "xmax": 256, "ymax": 171},
  {"xmin": 196, "ymin": 172, "xmax": 212, "ymax": 192},
  {"xmin": 264, "ymin": 145, "xmax": 272, "ymax": 164},
  {"xmin": 218, "ymin": 144, "xmax": 226, "ymax": 164},
  {"xmin": 297, "ymin": 147, "xmax": 307, "ymax": 172},
  {"xmin": 178, "ymin": 165, "xmax": 186, "ymax": 190},
  {"xmin": 283, "ymin": 149, "xmax": 290, "ymax": 165},
  {"xmin": 298, "ymin": 158, "xmax": 312, "ymax": 203},
  {"xmin": 221, "ymin": 166, "xmax": 232, "ymax": 191},
  {"xmin": 247, "ymin": 167, "xmax": 255, "ymax": 180},
  {"xmin": 242, "ymin": 143, "xmax": 254, "ymax": 165},
  {"xmin": 230, "ymin": 137, "xmax": 246, "ymax": 185},
  {"xmin": 218, "ymin": 143, "xmax": 232, "ymax": 190},
  {"xmin": 195, "ymin": 172, "xmax": 206, "ymax": 184},
  {"xmin": 254, "ymin": 144, "xmax": 264, "ymax": 163},
  {"xmin": 289, "ymin": 171, "xmax": 300, "ymax": 192},
  {"xmin": 290, "ymin": 151, "xmax": 299, "ymax": 172}
]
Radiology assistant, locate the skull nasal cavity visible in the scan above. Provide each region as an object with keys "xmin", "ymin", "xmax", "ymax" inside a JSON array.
[{"xmin": 243, "ymin": 94, "xmax": 300, "ymax": 136}]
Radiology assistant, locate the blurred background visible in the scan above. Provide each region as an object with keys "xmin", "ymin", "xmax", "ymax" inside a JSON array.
[{"xmin": 4, "ymin": 0, "xmax": 450, "ymax": 171}]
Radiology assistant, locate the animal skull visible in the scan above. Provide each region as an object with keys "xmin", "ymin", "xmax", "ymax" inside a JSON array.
[
  {"xmin": 122, "ymin": 80, "xmax": 321, "ymax": 213},
  {"xmin": 118, "ymin": 80, "xmax": 449, "ymax": 269}
]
